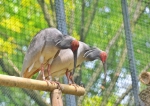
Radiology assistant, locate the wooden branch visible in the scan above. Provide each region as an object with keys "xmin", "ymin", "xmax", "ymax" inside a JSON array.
[
  {"xmin": 0, "ymin": 31, "xmax": 25, "ymax": 54},
  {"xmin": 0, "ymin": 58, "xmax": 50, "ymax": 106},
  {"xmin": 50, "ymin": 89, "xmax": 63, "ymax": 106},
  {"xmin": 37, "ymin": 0, "xmax": 55, "ymax": 27},
  {"xmin": 139, "ymin": 71, "xmax": 150, "ymax": 85},
  {"xmin": 141, "ymin": 63, "xmax": 150, "ymax": 72},
  {"xmin": 68, "ymin": 0, "xmax": 75, "ymax": 35},
  {"xmin": 77, "ymin": 0, "xmax": 148, "ymax": 104},
  {"xmin": 4, "ymin": 54, "xmax": 20, "ymax": 74},
  {"xmin": 127, "ymin": 92, "xmax": 134, "ymax": 106},
  {"xmin": 79, "ymin": 0, "xmax": 85, "ymax": 41},
  {"xmin": 132, "ymin": 0, "xmax": 142, "ymax": 24},
  {"xmin": 113, "ymin": 65, "xmax": 150, "ymax": 106},
  {"xmin": 22, "ymin": 89, "xmax": 50, "ymax": 106},
  {"xmin": 113, "ymin": 85, "xmax": 132, "ymax": 106},
  {"xmin": 132, "ymin": 0, "xmax": 150, "ymax": 26},
  {"xmin": 77, "ymin": 19, "xmax": 124, "ymax": 106},
  {"xmin": 107, "ymin": 50, "xmax": 142, "ymax": 106},
  {"xmin": 83, "ymin": 0, "xmax": 98, "ymax": 41},
  {"xmin": 0, "ymin": 86, "xmax": 19, "ymax": 105},
  {"xmin": 139, "ymin": 86, "xmax": 150, "ymax": 106},
  {"xmin": 100, "ymin": 46, "xmax": 127, "ymax": 106},
  {"xmin": 77, "ymin": 24, "xmax": 123, "ymax": 105},
  {"xmin": 0, "ymin": 74, "xmax": 85, "ymax": 96},
  {"xmin": 101, "ymin": 1, "xmax": 149, "ymax": 105},
  {"xmin": 49, "ymin": 0, "xmax": 56, "ymax": 24},
  {"xmin": 139, "ymin": 62, "xmax": 150, "ymax": 84}
]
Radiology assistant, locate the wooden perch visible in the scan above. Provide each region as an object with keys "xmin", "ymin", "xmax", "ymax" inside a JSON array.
[
  {"xmin": 0, "ymin": 74, "xmax": 85, "ymax": 96},
  {"xmin": 139, "ymin": 71, "xmax": 150, "ymax": 85},
  {"xmin": 51, "ymin": 89, "xmax": 63, "ymax": 106},
  {"xmin": 139, "ymin": 86, "xmax": 150, "ymax": 105}
]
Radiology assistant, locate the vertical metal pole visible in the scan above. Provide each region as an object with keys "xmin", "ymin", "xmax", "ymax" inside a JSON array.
[
  {"xmin": 55, "ymin": 0, "xmax": 76, "ymax": 106},
  {"xmin": 55, "ymin": 0, "xmax": 67, "ymax": 35},
  {"xmin": 121, "ymin": 0, "xmax": 140, "ymax": 106}
]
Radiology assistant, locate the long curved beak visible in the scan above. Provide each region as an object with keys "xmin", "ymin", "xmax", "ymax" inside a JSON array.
[
  {"xmin": 103, "ymin": 62, "xmax": 107, "ymax": 84},
  {"xmin": 72, "ymin": 49, "xmax": 78, "ymax": 75}
]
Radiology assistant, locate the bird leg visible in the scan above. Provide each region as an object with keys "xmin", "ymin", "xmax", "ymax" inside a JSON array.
[
  {"xmin": 69, "ymin": 72, "xmax": 75, "ymax": 84},
  {"xmin": 47, "ymin": 64, "xmax": 62, "ymax": 89},
  {"xmin": 66, "ymin": 70, "xmax": 78, "ymax": 91},
  {"xmin": 46, "ymin": 64, "xmax": 57, "ymax": 85},
  {"xmin": 65, "ymin": 70, "xmax": 72, "ymax": 84},
  {"xmin": 41, "ymin": 64, "xmax": 45, "ymax": 80},
  {"xmin": 47, "ymin": 64, "xmax": 52, "ymax": 81},
  {"xmin": 40, "ymin": 64, "xmax": 51, "ymax": 86},
  {"xmin": 46, "ymin": 59, "xmax": 59, "ymax": 85}
]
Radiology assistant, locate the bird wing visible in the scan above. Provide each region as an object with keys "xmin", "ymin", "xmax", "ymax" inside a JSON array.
[
  {"xmin": 36, "ymin": 49, "xmax": 73, "ymax": 80},
  {"xmin": 21, "ymin": 31, "xmax": 46, "ymax": 77}
]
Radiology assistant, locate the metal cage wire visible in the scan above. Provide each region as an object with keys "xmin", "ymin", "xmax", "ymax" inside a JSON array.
[{"xmin": 0, "ymin": 0, "xmax": 149, "ymax": 106}]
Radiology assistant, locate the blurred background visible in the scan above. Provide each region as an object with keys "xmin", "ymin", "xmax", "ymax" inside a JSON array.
[{"xmin": 0, "ymin": 0, "xmax": 150, "ymax": 106}]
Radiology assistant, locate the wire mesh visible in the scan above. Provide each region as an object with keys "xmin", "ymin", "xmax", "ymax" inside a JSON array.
[
  {"xmin": 0, "ymin": 0, "xmax": 149, "ymax": 106},
  {"xmin": 55, "ymin": 0, "xmax": 76, "ymax": 106}
]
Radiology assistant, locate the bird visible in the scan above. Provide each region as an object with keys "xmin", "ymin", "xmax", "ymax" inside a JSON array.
[
  {"xmin": 36, "ymin": 41, "xmax": 107, "ymax": 85},
  {"xmin": 20, "ymin": 28, "xmax": 79, "ymax": 81}
]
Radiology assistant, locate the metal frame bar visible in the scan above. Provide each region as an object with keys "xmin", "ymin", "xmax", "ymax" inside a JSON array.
[{"xmin": 121, "ymin": 0, "xmax": 140, "ymax": 106}]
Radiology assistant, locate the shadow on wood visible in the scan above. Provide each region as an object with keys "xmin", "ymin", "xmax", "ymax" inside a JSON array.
[{"xmin": 0, "ymin": 74, "xmax": 85, "ymax": 96}]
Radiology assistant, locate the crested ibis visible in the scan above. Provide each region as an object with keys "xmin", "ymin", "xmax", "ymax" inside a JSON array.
[
  {"xmin": 36, "ymin": 41, "xmax": 107, "ymax": 85},
  {"xmin": 21, "ymin": 28, "xmax": 79, "ymax": 81}
]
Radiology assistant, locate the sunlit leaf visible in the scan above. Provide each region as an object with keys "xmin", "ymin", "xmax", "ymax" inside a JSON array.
[
  {"xmin": 0, "ymin": 17, "xmax": 23, "ymax": 33},
  {"xmin": 0, "ymin": 37, "xmax": 17, "ymax": 55}
]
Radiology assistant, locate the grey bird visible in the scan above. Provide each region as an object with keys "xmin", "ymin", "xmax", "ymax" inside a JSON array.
[
  {"xmin": 36, "ymin": 41, "xmax": 107, "ymax": 84},
  {"xmin": 21, "ymin": 28, "xmax": 79, "ymax": 80}
]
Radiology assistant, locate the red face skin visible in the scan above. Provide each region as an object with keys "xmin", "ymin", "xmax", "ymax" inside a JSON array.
[
  {"xmin": 100, "ymin": 51, "xmax": 107, "ymax": 63},
  {"xmin": 71, "ymin": 40, "xmax": 79, "ymax": 51}
]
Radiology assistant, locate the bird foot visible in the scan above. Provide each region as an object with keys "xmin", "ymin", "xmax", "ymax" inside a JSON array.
[
  {"xmin": 43, "ymin": 77, "xmax": 55, "ymax": 86},
  {"xmin": 43, "ymin": 79, "xmax": 51, "ymax": 86},
  {"xmin": 43, "ymin": 80, "xmax": 62, "ymax": 90},
  {"xmin": 43, "ymin": 76, "xmax": 56, "ymax": 85},
  {"xmin": 51, "ymin": 81, "xmax": 62, "ymax": 90}
]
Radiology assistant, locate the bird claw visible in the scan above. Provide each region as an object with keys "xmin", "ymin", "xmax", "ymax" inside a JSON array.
[
  {"xmin": 50, "ymin": 81, "xmax": 56, "ymax": 85},
  {"xmin": 44, "ymin": 79, "xmax": 51, "ymax": 86},
  {"xmin": 51, "ymin": 81, "xmax": 62, "ymax": 90},
  {"xmin": 43, "ymin": 80, "xmax": 62, "ymax": 90}
]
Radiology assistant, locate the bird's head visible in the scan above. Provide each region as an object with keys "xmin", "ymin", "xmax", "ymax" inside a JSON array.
[
  {"xmin": 100, "ymin": 51, "xmax": 107, "ymax": 64},
  {"xmin": 55, "ymin": 35, "xmax": 79, "ymax": 75},
  {"xmin": 55, "ymin": 35, "xmax": 79, "ymax": 50},
  {"xmin": 70, "ymin": 39, "xmax": 79, "ymax": 75},
  {"xmin": 84, "ymin": 48, "xmax": 107, "ymax": 62},
  {"xmin": 100, "ymin": 51, "xmax": 107, "ymax": 84},
  {"xmin": 71, "ymin": 40, "xmax": 79, "ymax": 52},
  {"xmin": 84, "ymin": 47, "xmax": 107, "ymax": 83}
]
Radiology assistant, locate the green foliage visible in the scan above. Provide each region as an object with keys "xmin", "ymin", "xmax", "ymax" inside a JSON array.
[
  {"xmin": 0, "ymin": 37, "xmax": 17, "ymax": 56},
  {"xmin": 0, "ymin": 0, "xmax": 49, "ymax": 105},
  {"xmin": 82, "ymin": 96, "xmax": 102, "ymax": 106},
  {"xmin": 0, "ymin": 0, "xmax": 149, "ymax": 105},
  {"xmin": 82, "ymin": 95, "xmax": 123, "ymax": 106}
]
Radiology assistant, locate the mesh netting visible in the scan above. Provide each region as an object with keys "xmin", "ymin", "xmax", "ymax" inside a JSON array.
[{"xmin": 0, "ymin": 0, "xmax": 150, "ymax": 106}]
